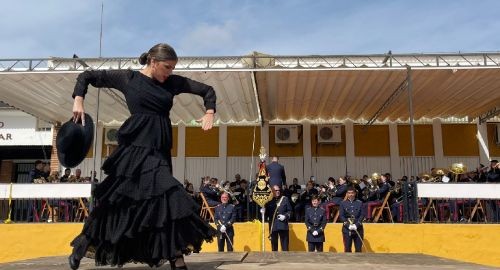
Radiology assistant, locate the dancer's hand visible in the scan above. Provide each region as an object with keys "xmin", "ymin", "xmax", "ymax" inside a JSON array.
[
  {"xmin": 73, "ymin": 96, "xmax": 86, "ymax": 126},
  {"xmin": 196, "ymin": 110, "xmax": 215, "ymax": 131}
]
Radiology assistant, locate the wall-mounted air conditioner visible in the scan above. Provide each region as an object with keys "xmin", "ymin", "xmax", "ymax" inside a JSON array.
[
  {"xmin": 104, "ymin": 127, "xmax": 119, "ymax": 145},
  {"xmin": 317, "ymin": 125, "xmax": 342, "ymax": 143},
  {"xmin": 274, "ymin": 125, "xmax": 300, "ymax": 144}
]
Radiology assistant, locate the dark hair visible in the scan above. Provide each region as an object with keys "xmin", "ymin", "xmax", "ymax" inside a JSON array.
[
  {"xmin": 35, "ymin": 160, "xmax": 43, "ymax": 166},
  {"xmin": 347, "ymin": 186, "xmax": 357, "ymax": 192},
  {"xmin": 139, "ymin": 43, "xmax": 178, "ymax": 65},
  {"xmin": 311, "ymin": 195, "xmax": 319, "ymax": 201}
]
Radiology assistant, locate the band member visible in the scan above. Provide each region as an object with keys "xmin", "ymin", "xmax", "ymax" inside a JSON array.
[
  {"xmin": 322, "ymin": 177, "xmax": 348, "ymax": 221},
  {"xmin": 340, "ymin": 186, "xmax": 364, "ymax": 252},
  {"xmin": 234, "ymin": 179, "xmax": 249, "ymax": 221},
  {"xmin": 288, "ymin": 178, "xmax": 301, "ymax": 194},
  {"xmin": 486, "ymin": 160, "xmax": 500, "ymax": 183},
  {"xmin": 363, "ymin": 173, "xmax": 390, "ymax": 221},
  {"xmin": 331, "ymin": 177, "xmax": 348, "ymax": 204},
  {"xmin": 265, "ymin": 185, "xmax": 292, "ymax": 251},
  {"xmin": 215, "ymin": 192, "xmax": 236, "ymax": 252},
  {"xmin": 200, "ymin": 177, "xmax": 220, "ymax": 207},
  {"xmin": 294, "ymin": 180, "xmax": 318, "ymax": 221},
  {"xmin": 305, "ymin": 195, "xmax": 327, "ymax": 252},
  {"xmin": 267, "ymin": 156, "xmax": 287, "ymax": 189}
]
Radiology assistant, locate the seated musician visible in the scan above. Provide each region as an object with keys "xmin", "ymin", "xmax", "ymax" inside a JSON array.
[
  {"xmin": 200, "ymin": 177, "xmax": 221, "ymax": 207},
  {"xmin": 289, "ymin": 177, "xmax": 301, "ymax": 194},
  {"xmin": 234, "ymin": 179, "xmax": 249, "ymax": 221},
  {"xmin": 294, "ymin": 180, "xmax": 318, "ymax": 221},
  {"xmin": 321, "ymin": 177, "xmax": 348, "ymax": 221},
  {"xmin": 363, "ymin": 173, "xmax": 390, "ymax": 221},
  {"xmin": 288, "ymin": 178, "xmax": 302, "ymax": 209}
]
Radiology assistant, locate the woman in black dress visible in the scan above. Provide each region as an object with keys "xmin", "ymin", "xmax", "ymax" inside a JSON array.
[{"xmin": 69, "ymin": 43, "xmax": 217, "ymax": 270}]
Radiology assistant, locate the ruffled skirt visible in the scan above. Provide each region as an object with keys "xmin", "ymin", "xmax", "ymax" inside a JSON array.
[{"xmin": 70, "ymin": 144, "xmax": 217, "ymax": 267}]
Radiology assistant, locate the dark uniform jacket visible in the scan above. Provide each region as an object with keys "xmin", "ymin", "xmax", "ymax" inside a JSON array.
[
  {"xmin": 377, "ymin": 182, "xmax": 390, "ymax": 200},
  {"xmin": 214, "ymin": 203, "xmax": 236, "ymax": 236},
  {"xmin": 200, "ymin": 184, "xmax": 220, "ymax": 204},
  {"xmin": 486, "ymin": 167, "xmax": 500, "ymax": 182},
  {"xmin": 335, "ymin": 183, "xmax": 348, "ymax": 198},
  {"xmin": 305, "ymin": 206, "xmax": 327, "ymax": 242},
  {"xmin": 265, "ymin": 196, "xmax": 292, "ymax": 232},
  {"xmin": 266, "ymin": 162, "xmax": 286, "ymax": 188},
  {"xmin": 29, "ymin": 168, "xmax": 44, "ymax": 183},
  {"xmin": 339, "ymin": 199, "xmax": 364, "ymax": 234},
  {"xmin": 289, "ymin": 184, "xmax": 302, "ymax": 194}
]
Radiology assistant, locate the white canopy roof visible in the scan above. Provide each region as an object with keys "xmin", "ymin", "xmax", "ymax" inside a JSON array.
[{"xmin": 1, "ymin": 52, "xmax": 499, "ymax": 126}]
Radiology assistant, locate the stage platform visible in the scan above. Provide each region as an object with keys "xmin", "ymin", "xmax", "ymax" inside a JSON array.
[{"xmin": 0, "ymin": 252, "xmax": 495, "ymax": 270}]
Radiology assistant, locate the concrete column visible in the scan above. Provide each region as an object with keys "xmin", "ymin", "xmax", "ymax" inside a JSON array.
[
  {"xmin": 302, "ymin": 123, "xmax": 312, "ymax": 181},
  {"xmin": 345, "ymin": 120, "xmax": 355, "ymax": 177},
  {"xmin": 175, "ymin": 124, "xmax": 186, "ymax": 181},
  {"xmin": 219, "ymin": 124, "xmax": 227, "ymax": 181},
  {"xmin": 389, "ymin": 123, "xmax": 401, "ymax": 179},
  {"xmin": 476, "ymin": 120, "xmax": 490, "ymax": 165},
  {"xmin": 432, "ymin": 119, "xmax": 445, "ymax": 168}
]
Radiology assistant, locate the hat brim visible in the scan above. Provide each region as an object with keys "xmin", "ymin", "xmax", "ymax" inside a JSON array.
[{"xmin": 56, "ymin": 114, "xmax": 94, "ymax": 168}]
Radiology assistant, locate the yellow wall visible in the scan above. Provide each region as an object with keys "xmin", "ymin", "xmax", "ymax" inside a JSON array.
[
  {"xmin": 185, "ymin": 127, "xmax": 219, "ymax": 157},
  {"xmin": 442, "ymin": 124, "xmax": 479, "ymax": 156},
  {"xmin": 1, "ymin": 223, "xmax": 499, "ymax": 267},
  {"xmin": 227, "ymin": 126, "xmax": 261, "ymax": 156},
  {"xmin": 487, "ymin": 123, "xmax": 500, "ymax": 157},
  {"xmin": 311, "ymin": 125, "xmax": 346, "ymax": 156},
  {"xmin": 354, "ymin": 125, "xmax": 390, "ymax": 156},
  {"xmin": 398, "ymin": 124, "xmax": 434, "ymax": 156},
  {"xmin": 269, "ymin": 126, "xmax": 303, "ymax": 157}
]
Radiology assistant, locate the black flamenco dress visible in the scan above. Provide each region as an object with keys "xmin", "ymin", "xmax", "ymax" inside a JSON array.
[{"xmin": 70, "ymin": 69, "xmax": 217, "ymax": 267}]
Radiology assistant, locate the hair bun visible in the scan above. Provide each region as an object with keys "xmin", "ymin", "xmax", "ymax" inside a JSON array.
[{"xmin": 138, "ymin": 52, "xmax": 149, "ymax": 65}]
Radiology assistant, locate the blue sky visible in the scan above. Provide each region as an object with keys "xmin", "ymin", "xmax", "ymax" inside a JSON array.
[{"xmin": 1, "ymin": 0, "xmax": 499, "ymax": 58}]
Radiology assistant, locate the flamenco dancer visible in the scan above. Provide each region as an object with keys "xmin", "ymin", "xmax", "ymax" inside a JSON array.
[{"xmin": 68, "ymin": 43, "xmax": 218, "ymax": 269}]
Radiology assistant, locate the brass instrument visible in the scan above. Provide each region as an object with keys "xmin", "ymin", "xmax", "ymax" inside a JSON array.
[
  {"xmin": 371, "ymin": 172, "xmax": 381, "ymax": 182},
  {"xmin": 449, "ymin": 163, "xmax": 467, "ymax": 182},
  {"xmin": 430, "ymin": 168, "xmax": 449, "ymax": 182},
  {"xmin": 418, "ymin": 173, "xmax": 432, "ymax": 182},
  {"xmin": 33, "ymin": 177, "xmax": 47, "ymax": 184},
  {"xmin": 362, "ymin": 172, "xmax": 380, "ymax": 201},
  {"xmin": 349, "ymin": 178, "xmax": 361, "ymax": 186}
]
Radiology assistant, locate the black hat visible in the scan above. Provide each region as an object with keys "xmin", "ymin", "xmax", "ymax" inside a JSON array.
[{"xmin": 56, "ymin": 113, "xmax": 94, "ymax": 168}]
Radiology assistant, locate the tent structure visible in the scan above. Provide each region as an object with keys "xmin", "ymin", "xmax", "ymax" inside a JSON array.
[{"xmin": 1, "ymin": 52, "xmax": 499, "ymax": 127}]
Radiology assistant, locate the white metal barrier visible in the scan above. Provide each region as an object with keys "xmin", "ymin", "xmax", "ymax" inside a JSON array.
[
  {"xmin": 417, "ymin": 183, "xmax": 500, "ymax": 199},
  {"xmin": 0, "ymin": 183, "xmax": 91, "ymax": 199}
]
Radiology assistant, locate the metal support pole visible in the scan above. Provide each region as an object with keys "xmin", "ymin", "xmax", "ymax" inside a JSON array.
[
  {"xmin": 407, "ymin": 66, "xmax": 416, "ymax": 180},
  {"xmin": 261, "ymin": 207, "xmax": 265, "ymax": 252}
]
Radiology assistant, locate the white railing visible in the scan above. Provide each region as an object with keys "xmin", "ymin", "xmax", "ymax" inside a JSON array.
[
  {"xmin": 0, "ymin": 183, "xmax": 91, "ymax": 199},
  {"xmin": 417, "ymin": 183, "xmax": 500, "ymax": 199}
]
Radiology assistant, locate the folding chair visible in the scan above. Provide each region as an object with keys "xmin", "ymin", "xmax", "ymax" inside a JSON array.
[
  {"xmin": 331, "ymin": 194, "xmax": 348, "ymax": 223},
  {"xmin": 420, "ymin": 198, "xmax": 438, "ymax": 223},
  {"xmin": 74, "ymin": 198, "xmax": 89, "ymax": 222},
  {"xmin": 199, "ymin": 192, "xmax": 215, "ymax": 222},
  {"xmin": 372, "ymin": 192, "xmax": 393, "ymax": 223},
  {"xmin": 39, "ymin": 199, "xmax": 55, "ymax": 222},
  {"xmin": 468, "ymin": 199, "xmax": 487, "ymax": 223}
]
